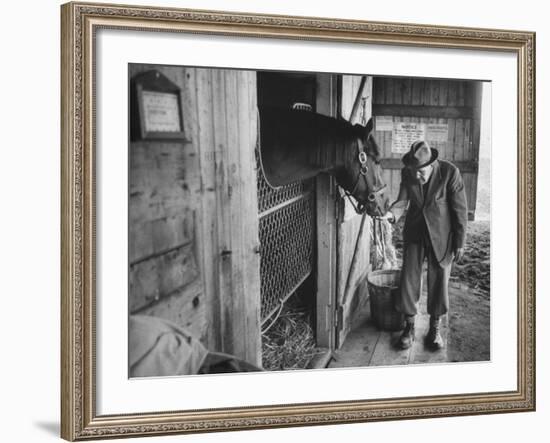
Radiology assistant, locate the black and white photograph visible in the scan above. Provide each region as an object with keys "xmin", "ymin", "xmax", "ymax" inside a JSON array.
[
  {"xmin": 1, "ymin": 0, "xmax": 544, "ymax": 440},
  {"xmin": 128, "ymin": 65, "xmax": 491, "ymax": 377}
]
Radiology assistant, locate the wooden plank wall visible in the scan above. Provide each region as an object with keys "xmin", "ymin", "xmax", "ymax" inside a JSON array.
[
  {"xmin": 372, "ymin": 77, "xmax": 481, "ymax": 219},
  {"xmin": 129, "ymin": 65, "xmax": 206, "ymax": 340},
  {"xmin": 129, "ymin": 65, "xmax": 261, "ymax": 365},
  {"xmin": 208, "ymin": 68, "xmax": 262, "ymax": 365}
]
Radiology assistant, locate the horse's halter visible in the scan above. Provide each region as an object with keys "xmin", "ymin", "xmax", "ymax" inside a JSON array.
[{"xmin": 342, "ymin": 135, "xmax": 387, "ymax": 214}]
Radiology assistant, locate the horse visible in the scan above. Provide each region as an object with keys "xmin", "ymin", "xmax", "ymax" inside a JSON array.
[{"xmin": 257, "ymin": 107, "xmax": 389, "ymax": 217}]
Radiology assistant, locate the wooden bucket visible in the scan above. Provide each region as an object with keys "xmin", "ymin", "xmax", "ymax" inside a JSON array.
[{"xmin": 367, "ymin": 270, "xmax": 405, "ymax": 331}]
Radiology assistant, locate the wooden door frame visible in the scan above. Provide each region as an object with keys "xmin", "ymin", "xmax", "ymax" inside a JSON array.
[
  {"xmin": 315, "ymin": 74, "xmax": 339, "ymax": 349},
  {"xmin": 334, "ymin": 76, "xmax": 373, "ymax": 349}
]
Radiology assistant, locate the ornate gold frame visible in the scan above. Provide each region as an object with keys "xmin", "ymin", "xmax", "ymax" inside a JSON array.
[{"xmin": 60, "ymin": 1, "xmax": 536, "ymax": 440}]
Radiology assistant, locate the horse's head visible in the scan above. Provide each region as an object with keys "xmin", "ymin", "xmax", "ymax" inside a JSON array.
[
  {"xmin": 257, "ymin": 108, "xmax": 389, "ymax": 216},
  {"xmin": 338, "ymin": 118, "xmax": 390, "ymax": 217}
]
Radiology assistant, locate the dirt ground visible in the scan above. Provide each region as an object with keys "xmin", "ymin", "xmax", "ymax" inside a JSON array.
[
  {"xmin": 392, "ymin": 219, "xmax": 491, "ymax": 362},
  {"xmin": 447, "ymin": 220, "xmax": 491, "ymax": 362}
]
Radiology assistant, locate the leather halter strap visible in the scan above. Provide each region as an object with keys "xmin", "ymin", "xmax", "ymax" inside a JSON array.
[{"xmin": 342, "ymin": 136, "xmax": 387, "ymax": 214}]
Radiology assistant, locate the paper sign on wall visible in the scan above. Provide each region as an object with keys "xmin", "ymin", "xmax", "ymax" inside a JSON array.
[
  {"xmin": 391, "ymin": 122, "xmax": 426, "ymax": 153},
  {"xmin": 426, "ymin": 123, "xmax": 449, "ymax": 143},
  {"xmin": 375, "ymin": 116, "xmax": 393, "ymax": 131},
  {"xmin": 142, "ymin": 90, "xmax": 182, "ymax": 132}
]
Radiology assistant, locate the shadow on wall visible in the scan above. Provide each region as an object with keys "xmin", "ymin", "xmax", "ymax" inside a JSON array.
[{"xmin": 33, "ymin": 421, "xmax": 59, "ymax": 437}]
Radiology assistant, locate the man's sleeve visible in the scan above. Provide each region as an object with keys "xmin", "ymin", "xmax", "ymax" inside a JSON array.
[{"xmin": 448, "ymin": 166, "xmax": 468, "ymax": 249}]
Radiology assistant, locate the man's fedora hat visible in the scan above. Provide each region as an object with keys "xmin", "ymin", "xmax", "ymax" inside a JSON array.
[{"xmin": 402, "ymin": 140, "xmax": 438, "ymax": 170}]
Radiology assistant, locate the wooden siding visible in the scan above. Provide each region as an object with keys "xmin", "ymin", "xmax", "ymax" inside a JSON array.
[
  {"xmin": 335, "ymin": 75, "xmax": 373, "ymax": 348},
  {"xmin": 372, "ymin": 77, "xmax": 482, "ymax": 219},
  {"xmin": 129, "ymin": 65, "xmax": 205, "ymax": 343},
  {"xmin": 129, "ymin": 65, "xmax": 261, "ymax": 365}
]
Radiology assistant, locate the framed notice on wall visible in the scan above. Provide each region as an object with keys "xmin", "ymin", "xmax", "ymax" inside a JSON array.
[{"xmin": 132, "ymin": 69, "xmax": 185, "ymax": 140}]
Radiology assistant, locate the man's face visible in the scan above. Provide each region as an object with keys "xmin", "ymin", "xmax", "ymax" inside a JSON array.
[{"xmin": 415, "ymin": 165, "xmax": 433, "ymax": 184}]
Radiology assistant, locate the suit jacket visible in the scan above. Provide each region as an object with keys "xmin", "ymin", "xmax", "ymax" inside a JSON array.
[{"xmin": 389, "ymin": 159, "xmax": 468, "ymax": 266}]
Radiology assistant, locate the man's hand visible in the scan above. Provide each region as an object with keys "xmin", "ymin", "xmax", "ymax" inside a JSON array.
[
  {"xmin": 453, "ymin": 247, "xmax": 465, "ymax": 263},
  {"xmin": 374, "ymin": 211, "xmax": 395, "ymax": 223}
]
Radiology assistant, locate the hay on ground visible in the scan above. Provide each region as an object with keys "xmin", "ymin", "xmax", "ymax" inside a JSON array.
[{"xmin": 261, "ymin": 294, "xmax": 318, "ymax": 371}]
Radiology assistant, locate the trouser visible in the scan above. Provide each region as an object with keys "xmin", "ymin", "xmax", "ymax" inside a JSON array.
[{"xmin": 395, "ymin": 239, "xmax": 451, "ymax": 317}]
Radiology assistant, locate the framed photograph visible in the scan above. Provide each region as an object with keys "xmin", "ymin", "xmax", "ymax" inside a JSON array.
[{"xmin": 61, "ymin": 1, "xmax": 536, "ymax": 440}]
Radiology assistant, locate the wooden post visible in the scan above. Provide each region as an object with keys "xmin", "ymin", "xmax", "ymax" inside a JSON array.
[
  {"xmin": 315, "ymin": 175, "xmax": 337, "ymax": 348},
  {"xmin": 211, "ymin": 69, "xmax": 262, "ymax": 365},
  {"xmin": 192, "ymin": 67, "xmax": 221, "ymax": 352},
  {"xmin": 335, "ymin": 76, "xmax": 373, "ymax": 348},
  {"xmin": 315, "ymin": 74, "xmax": 339, "ymax": 349},
  {"xmin": 469, "ymin": 81, "xmax": 483, "ymax": 221}
]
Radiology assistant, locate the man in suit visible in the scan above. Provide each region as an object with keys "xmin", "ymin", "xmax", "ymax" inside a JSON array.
[{"xmin": 381, "ymin": 140, "xmax": 468, "ymax": 351}]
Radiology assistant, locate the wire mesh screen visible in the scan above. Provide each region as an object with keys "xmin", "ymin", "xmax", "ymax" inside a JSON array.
[
  {"xmin": 257, "ymin": 151, "xmax": 316, "ymax": 322},
  {"xmin": 257, "ymin": 163, "xmax": 311, "ymax": 214}
]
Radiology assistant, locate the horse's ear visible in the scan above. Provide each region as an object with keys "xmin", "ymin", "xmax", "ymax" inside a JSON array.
[
  {"xmin": 352, "ymin": 118, "xmax": 374, "ymax": 138},
  {"xmin": 365, "ymin": 117, "xmax": 374, "ymax": 135}
]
